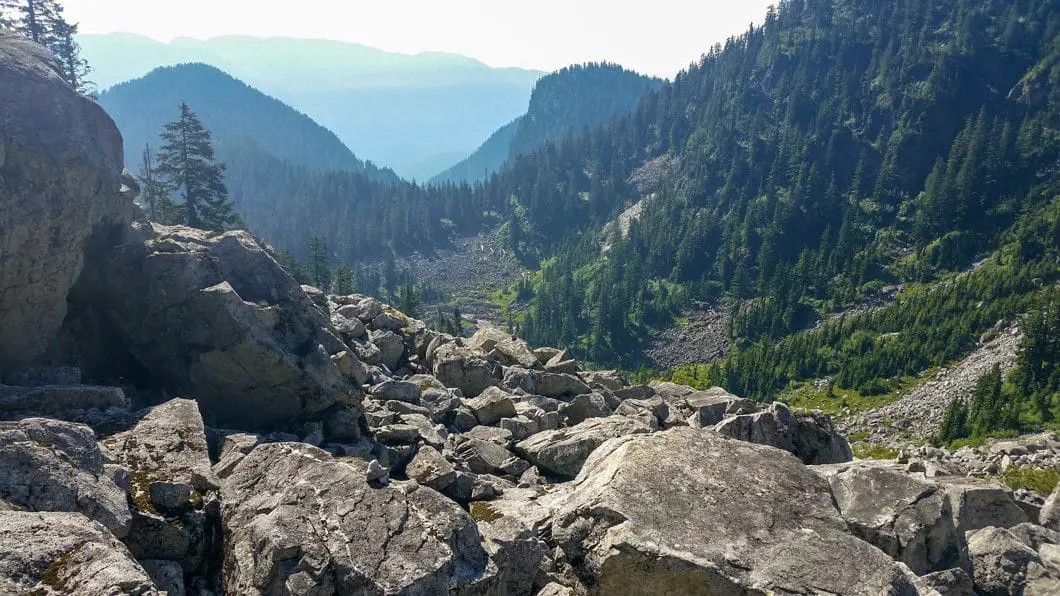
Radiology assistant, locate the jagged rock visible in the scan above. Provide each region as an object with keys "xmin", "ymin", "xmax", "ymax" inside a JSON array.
[
  {"xmin": 140, "ymin": 559, "xmax": 185, "ymax": 596},
  {"xmin": 558, "ymin": 392, "xmax": 613, "ymax": 425},
  {"xmin": 470, "ymin": 326, "xmax": 540, "ymax": 369},
  {"xmin": 684, "ymin": 388, "xmax": 758, "ymax": 428},
  {"xmin": 966, "ymin": 526, "xmax": 1060, "ymax": 595},
  {"xmin": 455, "ymin": 438, "xmax": 530, "ymax": 478},
  {"xmin": 466, "ymin": 386, "xmax": 518, "ymax": 425},
  {"xmin": 1042, "ymin": 483, "xmax": 1060, "ymax": 531},
  {"xmin": 0, "ymin": 33, "xmax": 131, "ymax": 376},
  {"xmin": 322, "ymin": 407, "xmax": 362, "ymax": 442},
  {"xmin": 0, "ymin": 511, "xmax": 158, "ymax": 595},
  {"xmin": 371, "ymin": 330, "xmax": 405, "ymax": 370},
  {"xmin": 101, "ymin": 399, "xmax": 218, "ymax": 574},
  {"xmin": 514, "ymin": 416, "xmax": 653, "ymax": 479},
  {"xmin": 59, "ymin": 225, "xmax": 365, "ymax": 430},
  {"xmin": 330, "ymin": 350, "xmax": 369, "ymax": 386},
  {"xmin": 301, "ymin": 285, "xmax": 326, "ymax": 306},
  {"xmin": 827, "ymin": 464, "xmax": 962, "ymax": 574},
  {"xmin": 1008, "ymin": 522, "xmax": 1060, "ymax": 551},
  {"xmin": 406, "ymin": 446, "xmax": 457, "ymax": 490},
  {"xmin": 464, "ymin": 425, "xmax": 515, "ymax": 446},
  {"xmin": 470, "ymin": 490, "xmax": 552, "ymax": 596},
  {"xmin": 918, "ymin": 568, "xmax": 975, "ymax": 596},
  {"xmin": 330, "ymin": 312, "xmax": 368, "ymax": 341},
  {"xmin": 533, "ymin": 347, "xmax": 563, "ymax": 366},
  {"xmin": 221, "ymin": 442, "xmax": 497, "ymax": 593},
  {"xmin": 581, "ymin": 370, "xmax": 626, "ymax": 391},
  {"xmin": 370, "ymin": 379, "xmax": 422, "ymax": 403},
  {"xmin": 400, "ymin": 413, "xmax": 447, "ymax": 447},
  {"xmin": 548, "ymin": 427, "xmax": 925, "ymax": 594},
  {"xmin": 0, "ymin": 418, "xmax": 131, "ymax": 538},
  {"xmin": 433, "ymin": 342, "xmax": 498, "ymax": 397},
  {"xmin": 371, "ymin": 311, "xmax": 405, "ymax": 332},
  {"xmin": 544, "ymin": 358, "xmax": 579, "ymax": 374},
  {"xmin": 503, "ymin": 368, "xmax": 590, "ymax": 400},
  {"xmin": 613, "ymin": 384, "xmax": 655, "ymax": 401},
  {"xmin": 714, "ymin": 401, "xmax": 853, "ymax": 464},
  {"xmin": 0, "ymin": 384, "xmax": 128, "ymax": 420},
  {"xmin": 941, "ymin": 479, "xmax": 1029, "ymax": 536},
  {"xmin": 499, "ymin": 415, "xmax": 539, "ymax": 441},
  {"xmin": 373, "ymin": 423, "xmax": 421, "ymax": 444},
  {"xmin": 537, "ymin": 582, "xmax": 574, "ymax": 596}
]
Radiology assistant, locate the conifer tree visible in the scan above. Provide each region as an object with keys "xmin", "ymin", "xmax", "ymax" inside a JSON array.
[
  {"xmin": 49, "ymin": 16, "xmax": 92, "ymax": 94},
  {"xmin": 331, "ymin": 265, "xmax": 355, "ymax": 296},
  {"xmin": 136, "ymin": 144, "xmax": 177, "ymax": 223},
  {"xmin": 305, "ymin": 235, "xmax": 331, "ymax": 289},
  {"xmin": 156, "ymin": 103, "xmax": 236, "ymax": 231}
]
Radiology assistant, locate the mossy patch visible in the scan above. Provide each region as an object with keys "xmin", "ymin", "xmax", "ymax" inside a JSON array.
[
  {"xmin": 469, "ymin": 501, "xmax": 503, "ymax": 523},
  {"xmin": 37, "ymin": 544, "xmax": 83, "ymax": 592}
]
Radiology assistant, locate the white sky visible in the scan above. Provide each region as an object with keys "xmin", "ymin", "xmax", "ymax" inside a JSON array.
[{"xmin": 63, "ymin": 0, "xmax": 776, "ymax": 77}]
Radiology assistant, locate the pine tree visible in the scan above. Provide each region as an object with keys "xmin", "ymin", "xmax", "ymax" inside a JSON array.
[
  {"xmin": 305, "ymin": 235, "xmax": 331, "ymax": 289},
  {"xmin": 936, "ymin": 396, "xmax": 969, "ymax": 444},
  {"xmin": 156, "ymin": 103, "xmax": 236, "ymax": 231},
  {"xmin": 452, "ymin": 305, "xmax": 463, "ymax": 335},
  {"xmin": 14, "ymin": 0, "xmax": 57, "ymax": 44},
  {"xmin": 331, "ymin": 265, "xmax": 355, "ymax": 296},
  {"xmin": 136, "ymin": 144, "xmax": 177, "ymax": 223},
  {"xmin": 49, "ymin": 16, "xmax": 92, "ymax": 94}
]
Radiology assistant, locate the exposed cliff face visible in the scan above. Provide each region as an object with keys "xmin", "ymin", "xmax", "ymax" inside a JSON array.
[{"xmin": 0, "ymin": 32, "xmax": 129, "ymax": 377}]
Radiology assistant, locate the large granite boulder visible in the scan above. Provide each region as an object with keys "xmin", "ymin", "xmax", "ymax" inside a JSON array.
[
  {"xmin": 469, "ymin": 326, "xmax": 540, "ymax": 369},
  {"xmin": 0, "ymin": 418, "xmax": 131, "ymax": 538},
  {"xmin": 221, "ymin": 442, "xmax": 498, "ymax": 594},
  {"xmin": 0, "ymin": 511, "xmax": 158, "ymax": 595},
  {"xmin": 966, "ymin": 526, "xmax": 1060, "ymax": 594},
  {"xmin": 827, "ymin": 463, "xmax": 962, "ymax": 574},
  {"xmin": 714, "ymin": 401, "xmax": 853, "ymax": 464},
  {"xmin": 59, "ymin": 225, "xmax": 365, "ymax": 429},
  {"xmin": 548, "ymin": 427, "xmax": 925, "ymax": 594},
  {"xmin": 514, "ymin": 416, "xmax": 654, "ymax": 479},
  {"xmin": 0, "ymin": 32, "xmax": 131, "ymax": 377},
  {"xmin": 433, "ymin": 342, "xmax": 499, "ymax": 397}
]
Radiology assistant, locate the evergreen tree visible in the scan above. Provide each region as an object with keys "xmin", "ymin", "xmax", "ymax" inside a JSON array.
[
  {"xmin": 48, "ymin": 16, "xmax": 91, "ymax": 94},
  {"xmin": 136, "ymin": 144, "xmax": 177, "ymax": 223},
  {"xmin": 452, "ymin": 305, "xmax": 463, "ymax": 336},
  {"xmin": 305, "ymin": 235, "xmax": 331, "ymax": 289},
  {"xmin": 14, "ymin": 0, "xmax": 58, "ymax": 44},
  {"xmin": 156, "ymin": 103, "xmax": 236, "ymax": 232},
  {"xmin": 331, "ymin": 265, "xmax": 355, "ymax": 296},
  {"xmin": 937, "ymin": 397, "xmax": 969, "ymax": 444}
]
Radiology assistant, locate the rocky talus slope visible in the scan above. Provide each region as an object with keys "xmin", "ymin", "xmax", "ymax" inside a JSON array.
[{"xmin": 3, "ymin": 32, "xmax": 1060, "ymax": 595}]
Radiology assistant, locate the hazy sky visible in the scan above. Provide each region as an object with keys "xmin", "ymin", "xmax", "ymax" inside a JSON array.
[{"xmin": 63, "ymin": 0, "xmax": 775, "ymax": 77}]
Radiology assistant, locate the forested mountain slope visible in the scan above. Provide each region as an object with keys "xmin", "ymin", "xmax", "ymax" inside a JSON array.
[
  {"xmin": 432, "ymin": 63, "xmax": 662, "ymax": 184},
  {"xmin": 490, "ymin": 0, "xmax": 1060, "ymax": 366},
  {"xmin": 98, "ymin": 63, "xmax": 396, "ymax": 179},
  {"xmin": 81, "ymin": 34, "xmax": 543, "ymax": 178}
]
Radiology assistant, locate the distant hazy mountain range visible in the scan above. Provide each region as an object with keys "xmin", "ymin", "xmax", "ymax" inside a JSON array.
[{"xmin": 80, "ymin": 33, "xmax": 544, "ymax": 179}]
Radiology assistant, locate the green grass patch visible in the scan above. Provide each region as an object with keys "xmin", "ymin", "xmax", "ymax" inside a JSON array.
[
  {"xmin": 852, "ymin": 442, "xmax": 900, "ymax": 460},
  {"xmin": 1001, "ymin": 466, "xmax": 1060, "ymax": 496}
]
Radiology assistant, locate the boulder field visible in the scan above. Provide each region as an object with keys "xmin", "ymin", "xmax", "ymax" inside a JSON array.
[{"xmin": 2, "ymin": 31, "xmax": 1060, "ymax": 595}]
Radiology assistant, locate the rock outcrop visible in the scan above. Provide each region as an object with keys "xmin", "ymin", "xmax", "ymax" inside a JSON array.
[
  {"xmin": 0, "ymin": 511, "xmax": 157, "ymax": 595},
  {"xmin": 543, "ymin": 428, "xmax": 923, "ymax": 594},
  {"xmin": 0, "ymin": 32, "xmax": 130, "ymax": 376},
  {"xmin": 221, "ymin": 442, "xmax": 497, "ymax": 594},
  {"xmin": 60, "ymin": 225, "xmax": 365, "ymax": 430},
  {"xmin": 0, "ymin": 418, "xmax": 131, "ymax": 537}
]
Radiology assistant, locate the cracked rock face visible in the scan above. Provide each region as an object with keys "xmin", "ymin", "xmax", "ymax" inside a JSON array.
[
  {"xmin": 0, "ymin": 511, "xmax": 157, "ymax": 595},
  {"xmin": 0, "ymin": 32, "xmax": 130, "ymax": 377},
  {"xmin": 220, "ymin": 442, "xmax": 497, "ymax": 594},
  {"xmin": 546, "ymin": 427, "xmax": 922, "ymax": 594},
  {"xmin": 0, "ymin": 418, "xmax": 131, "ymax": 538},
  {"xmin": 827, "ymin": 463, "xmax": 962, "ymax": 574}
]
